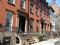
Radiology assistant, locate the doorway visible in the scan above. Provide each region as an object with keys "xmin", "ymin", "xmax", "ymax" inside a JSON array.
[
  {"xmin": 19, "ymin": 15, "xmax": 25, "ymax": 33},
  {"xmin": 41, "ymin": 20, "xmax": 44, "ymax": 33}
]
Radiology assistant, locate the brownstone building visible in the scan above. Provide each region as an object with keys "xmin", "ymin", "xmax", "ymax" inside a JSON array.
[
  {"xmin": 0, "ymin": 0, "xmax": 50, "ymax": 45},
  {"xmin": 28, "ymin": 0, "xmax": 50, "ymax": 34},
  {"xmin": 0, "ymin": 0, "xmax": 50, "ymax": 33}
]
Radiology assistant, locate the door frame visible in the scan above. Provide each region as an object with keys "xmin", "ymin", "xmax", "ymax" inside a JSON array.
[{"xmin": 17, "ymin": 14, "xmax": 28, "ymax": 33}]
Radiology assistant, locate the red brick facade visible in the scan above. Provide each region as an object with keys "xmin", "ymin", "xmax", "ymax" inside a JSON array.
[{"xmin": 0, "ymin": 0, "xmax": 50, "ymax": 33}]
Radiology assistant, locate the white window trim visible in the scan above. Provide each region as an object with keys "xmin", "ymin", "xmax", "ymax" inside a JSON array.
[
  {"xmin": 13, "ymin": 0, "xmax": 15, "ymax": 4},
  {"xmin": 11, "ymin": 15, "xmax": 13, "ymax": 31},
  {"xmin": 23, "ymin": 2, "xmax": 25, "ymax": 9}
]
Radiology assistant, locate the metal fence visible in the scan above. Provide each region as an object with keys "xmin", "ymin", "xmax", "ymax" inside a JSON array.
[{"xmin": 0, "ymin": 26, "xmax": 18, "ymax": 32}]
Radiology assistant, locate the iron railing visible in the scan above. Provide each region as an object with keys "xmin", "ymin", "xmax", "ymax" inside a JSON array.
[{"xmin": 0, "ymin": 26, "xmax": 18, "ymax": 32}]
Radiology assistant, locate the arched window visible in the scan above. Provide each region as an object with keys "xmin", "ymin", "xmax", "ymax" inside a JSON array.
[{"xmin": 16, "ymin": 37, "xmax": 19, "ymax": 44}]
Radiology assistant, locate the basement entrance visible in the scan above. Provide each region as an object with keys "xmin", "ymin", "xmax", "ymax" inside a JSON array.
[{"xmin": 19, "ymin": 15, "xmax": 25, "ymax": 33}]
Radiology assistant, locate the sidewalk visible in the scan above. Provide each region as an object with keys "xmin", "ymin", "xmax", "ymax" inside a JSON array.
[{"xmin": 31, "ymin": 37, "xmax": 60, "ymax": 45}]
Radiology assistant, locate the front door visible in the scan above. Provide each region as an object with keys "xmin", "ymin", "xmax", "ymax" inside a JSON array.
[{"xmin": 19, "ymin": 16, "xmax": 25, "ymax": 33}]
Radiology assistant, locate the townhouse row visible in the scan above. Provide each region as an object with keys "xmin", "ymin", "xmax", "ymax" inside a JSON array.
[{"xmin": 0, "ymin": 0, "xmax": 50, "ymax": 34}]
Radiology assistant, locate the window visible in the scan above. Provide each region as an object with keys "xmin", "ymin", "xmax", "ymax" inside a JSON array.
[
  {"xmin": 36, "ymin": 0, "xmax": 39, "ymax": 6},
  {"xmin": 20, "ymin": 0, "xmax": 25, "ymax": 9},
  {"xmin": 44, "ymin": 13, "xmax": 46, "ymax": 19},
  {"xmin": 4, "ymin": 11, "xmax": 13, "ymax": 31},
  {"xmin": 36, "ymin": 21, "xmax": 39, "ymax": 32},
  {"xmin": 30, "ymin": 3, "xmax": 33, "ymax": 13},
  {"xmin": 36, "ymin": 8, "xmax": 38, "ymax": 16},
  {"xmin": 30, "ymin": 19, "xmax": 34, "ymax": 33},
  {"xmin": 16, "ymin": 37, "xmax": 19, "ymax": 44},
  {"xmin": 40, "ymin": 10, "xmax": 42, "ymax": 16},
  {"xmin": 8, "ymin": 0, "xmax": 15, "ymax": 4},
  {"xmin": 40, "ymin": 4, "xmax": 43, "ymax": 9}
]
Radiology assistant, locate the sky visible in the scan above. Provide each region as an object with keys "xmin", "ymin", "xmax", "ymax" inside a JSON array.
[{"xmin": 46, "ymin": 0, "xmax": 60, "ymax": 7}]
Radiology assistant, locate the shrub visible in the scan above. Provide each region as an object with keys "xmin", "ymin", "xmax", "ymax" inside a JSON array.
[{"xmin": 34, "ymin": 34, "xmax": 48, "ymax": 38}]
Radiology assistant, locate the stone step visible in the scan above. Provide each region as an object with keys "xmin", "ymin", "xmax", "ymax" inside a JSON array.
[
  {"xmin": 29, "ymin": 41, "xmax": 36, "ymax": 44},
  {"xmin": 27, "ymin": 37, "xmax": 37, "ymax": 44},
  {"xmin": 28, "ymin": 39, "xmax": 35, "ymax": 42}
]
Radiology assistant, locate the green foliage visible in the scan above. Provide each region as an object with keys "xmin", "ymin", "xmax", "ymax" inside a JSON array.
[{"xmin": 34, "ymin": 34, "xmax": 48, "ymax": 38}]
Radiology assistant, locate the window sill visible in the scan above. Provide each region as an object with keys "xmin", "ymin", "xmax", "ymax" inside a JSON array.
[
  {"xmin": 20, "ymin": 7, "xmax": 25, "ymax": 11},
  {"xmin": 30, "ymin": 12, "xmax": 34, "ymax": 15},
  {"xmin": 36, "ymin": 15, "xmax": 39, "ymax": 17}
]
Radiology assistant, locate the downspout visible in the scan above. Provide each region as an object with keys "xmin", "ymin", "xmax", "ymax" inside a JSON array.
[{"xmin": 28, "ymin": 0, "xmax": 29, "ymax": 33}]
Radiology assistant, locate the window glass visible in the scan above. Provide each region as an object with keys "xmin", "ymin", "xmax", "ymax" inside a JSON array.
[
  {"xmin": 40, "ymin": 10, "xmax": 42, "ymax": 16},
  {"xmin": 8, "ymin": 0, "xmax": 15, "ymax": 4},
  {"xmin": 36, "ymin": 8, "xmax": 38, "ymax": 15},
  {"xmin": 20, "ymin": 0, "xmax": 25, "ymax": 9},
  {"xmin": 30, "ymin": 3, "xmax": 33, "ymax": 13},
  {"xmin": 4, "ymin": 11, "xmax": 13, "ymax": 31},
  {"xmin": 16, "ymin": 37, "xmax": 19, "ymax": 44},
  {"xmin": 30, "ymin": 19, "xmax": 34, "ymax": 33}
]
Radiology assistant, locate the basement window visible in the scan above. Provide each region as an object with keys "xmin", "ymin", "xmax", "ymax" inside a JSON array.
[
  {"xmin": 4, "ymin": 10, "xmax": 13, "ymax": 31},
  {"xmin": 36, "ymin": 21, "xmax": 39, "ymax": 32}
]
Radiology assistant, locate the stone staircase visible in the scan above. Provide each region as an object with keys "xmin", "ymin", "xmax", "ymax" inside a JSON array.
[
  {"xmin": 18, "ymin": 33, "xmax": 38, "ymax": 45},
  {"xmin": 27, "ymin": 34, "xmax": 37, "ymax": 45}
]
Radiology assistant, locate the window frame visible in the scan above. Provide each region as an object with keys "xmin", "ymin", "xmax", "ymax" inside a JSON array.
[
  {"xmin": 30, "ymin": 3, "xmax": 33, "ymax": 13},
  {"xmin": 8, "ymin": 0, "xmax": 15, "ymax": 4},
  {"xmin": 4, "ymin": 10, "xmax": 13, "ymax": 31},
  {"xmin": 36, "ymin": 8, "xmax": 38, "ymax": 16},
  {"xmin": 30, "ymin": 19, "xmax": 34, "ymax": 33},
  {"xmin": 40, "ymin": 10, "xmax": 42, "ymax": 16},
  {"xmin": 20, "ymin": 0, "xmax": 25, "ymax": 9},
  {"xmin": 36, "ymin": 21, "xmax": 39, "ymax": 32}
]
